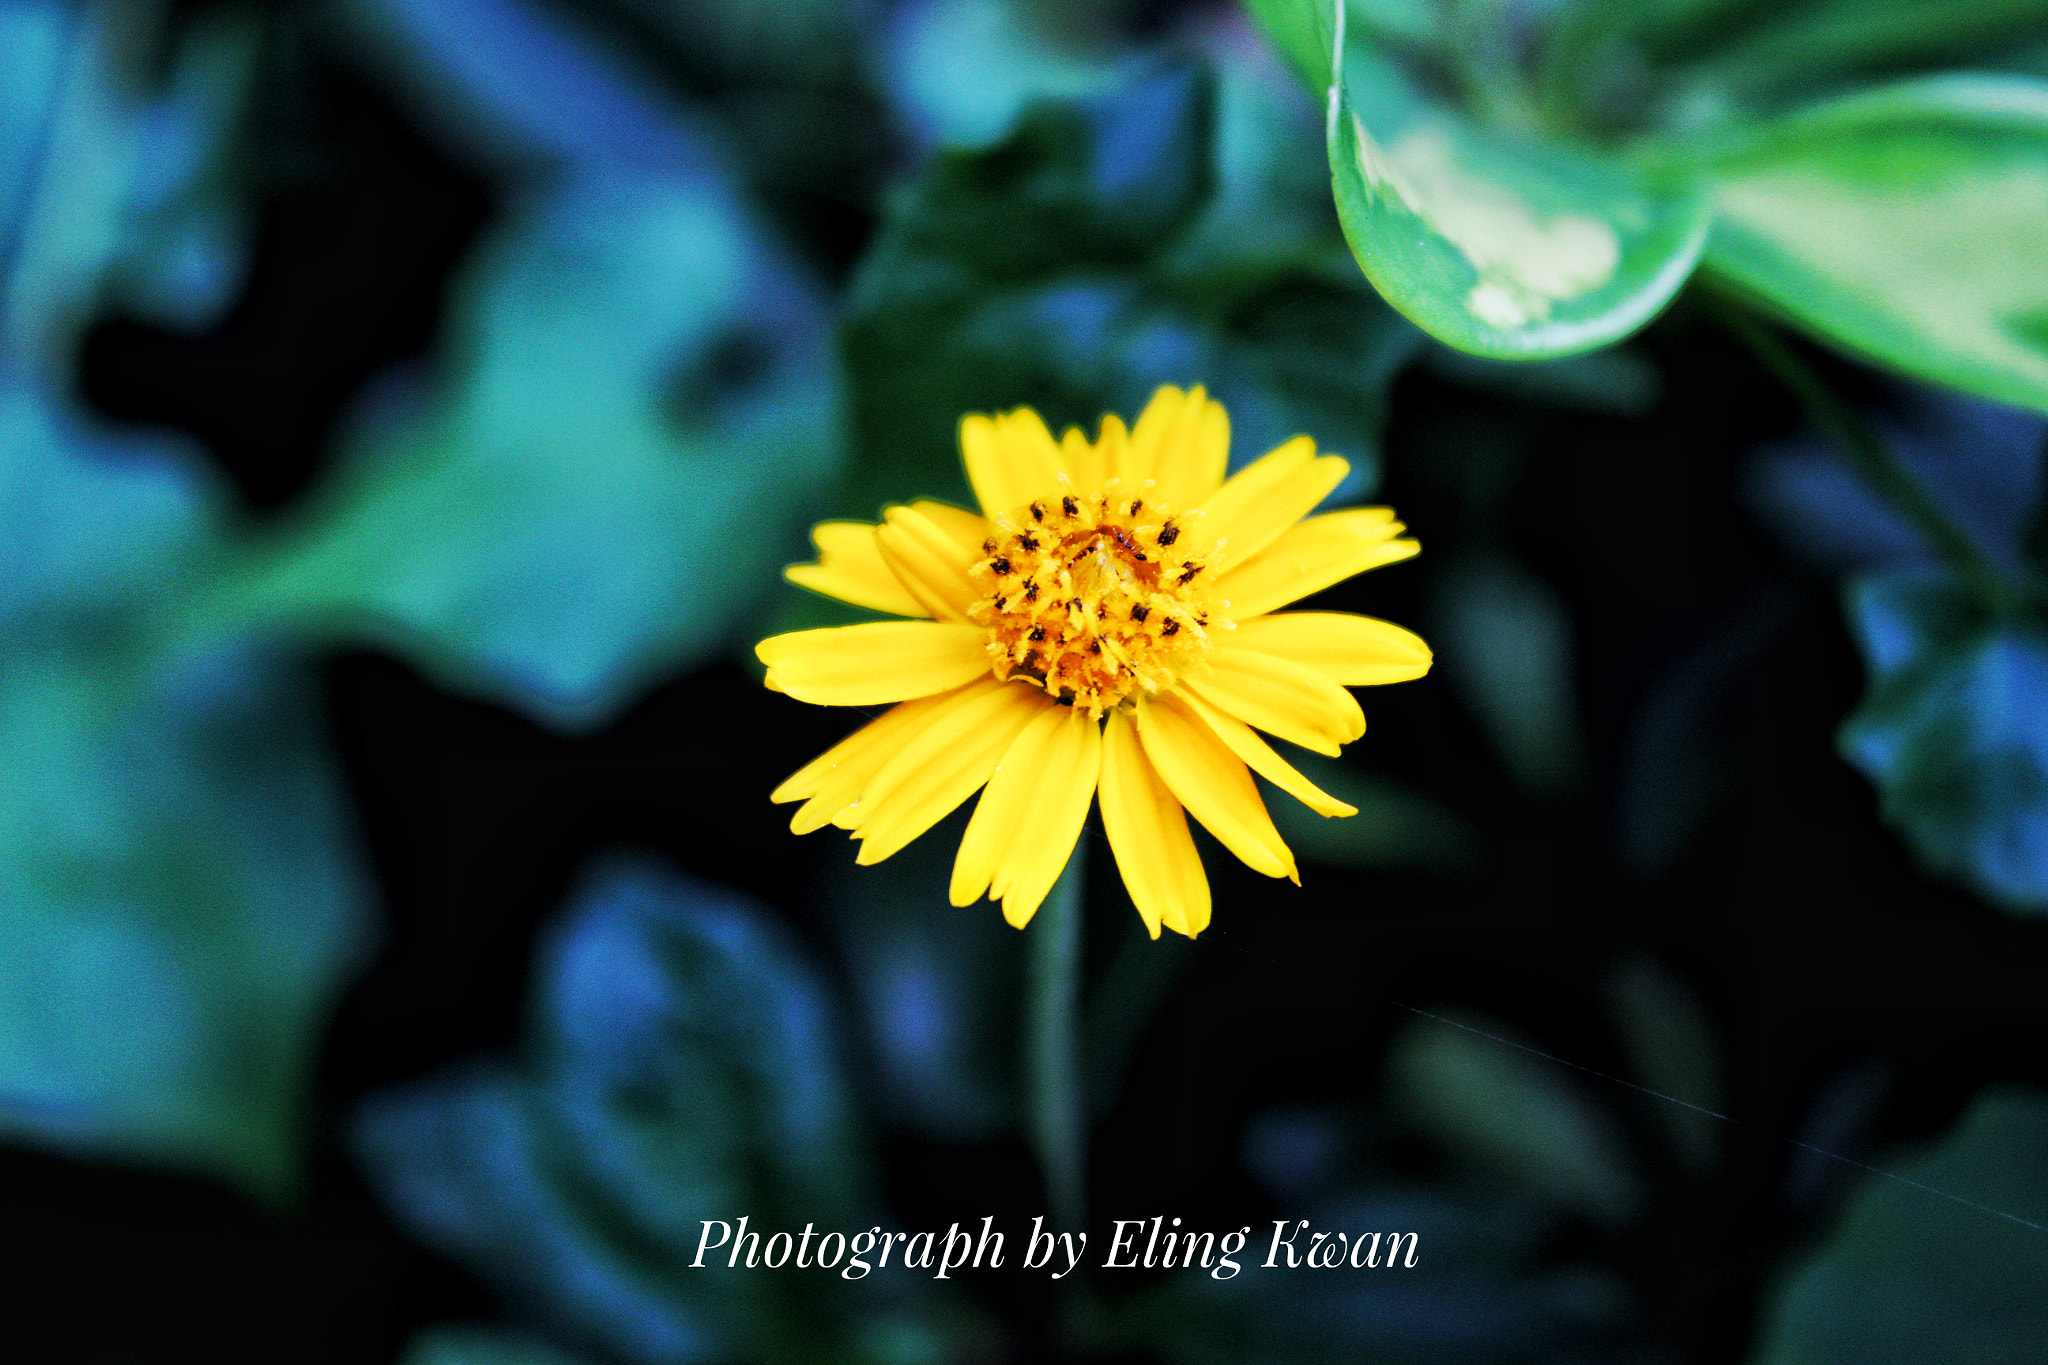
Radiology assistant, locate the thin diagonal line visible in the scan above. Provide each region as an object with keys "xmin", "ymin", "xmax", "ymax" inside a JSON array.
[{"xmin": 1199, "ymin": 931, "xmax": 2048, "ymax": 1236}]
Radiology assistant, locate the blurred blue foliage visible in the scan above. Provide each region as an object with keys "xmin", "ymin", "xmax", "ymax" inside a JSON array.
[
  {"xmin": 356, "ymin": 855, "xmax": 952, "ymax": 1365},
  {"xmin": 1840, "ymin": 568, "xmax": 2048, "ymax": 913},
  {"xmin": 0, "ymin": 0, "xmax": 368, "ymax": 1199},
  {"xmin": 211, "ymin": 163, "xmax": 840, "ymax": 728},
  {"xmin": 1749, "ymin": 390, "xmax": 2048, "ymax": 911},
  {"xmin": 884, "ymin": 0, "xmax": 1124, "ymax": 150},
  {"xmin": 840, "ymin": 40, "xmax": 1417, "ymax": 522},
  {"xmin": 209, "ymin": 0, "xmax": 845, "ymax": 729},
  {"xmin": 0, "ymin": 639, "xmax": 368, "ymax": 1198}
]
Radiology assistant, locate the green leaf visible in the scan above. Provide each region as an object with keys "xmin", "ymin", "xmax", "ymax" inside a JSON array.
[
  {"xmin": 1706, "ymin": 74, "xmax": 2048, "ymax": 417},
  {"xmin": 1240, "ymin": 0, "xmax": 1343, "ymax": 91},
  {"xmin": 1603, "ymin": 954, "xmax": 1725, "ymax": 1172},
  {"xmin": 842, "ymin": 56, "xmax": 1417, "ymax": 517},
  {"xmin": 1389, "ymin": 1013, "xmax": 1643, "ymax": 1225},
  {"xmin": 398, "ymin": 1326, "xmax": 601, "ymax": 1365},
  {"xmin": 1262, "ymin": 752, "xmax": 1483, "ymax": 872},
  {"xmin": 1837, "ymin": 566, "xmax": 2048, "ymax": 913},
  {"xmin": 206, "ymin": 172, "xmax": 841, "ymax": 730},
  {"xmin": 0, "ymin": 640, "xmax": 370, "ymax": 1201},
  {"xmin": 1674, "ymin": 0, "xmax": 2048, "ymax": 106},
  {"xmin": 1430, "ymin": 555, "xmax": 1587, "ymax": 794},
  {"xmin": 1749, "ymin": 1086, "xmax": 2048, "ymax": 1365},
  {"xmin": 355, "ymin": 857, "xmax": 952, "ymax": 1365},
  {"xmin": 1328, "ymin": 46, "xmax": 1710, "ymax": 358}
]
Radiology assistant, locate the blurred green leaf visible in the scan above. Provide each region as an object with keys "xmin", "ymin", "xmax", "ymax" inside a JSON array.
[
  {"xmin": 0, "ymin": 639, "xmax": 369, "ymax": 1201},
  {"xmin": 399, "ymin": 1325, "xmax": 603, "ymax": 1365},
  {"xmin": 1837, "ymin": 566, "xmax": 2048, "ymax": 913},
  {"xmin": 356, "ymin": 856, "xmax": 954, "ymax": 1365},
  {"xmin": 1603, "ymin": 954, "xmax": 1725, "ymax": 1172},
  {"xmin": 843, "ymin": 55, "xmax": 1416, "ymax": 516},
  {"xmin": 1749, "ymin": 1086, "xmax": 2048, "ymax": 1365},
  {"xmin": 1706, "ymin": 74, "xmax": 2048, "ymax": 417},
  {"xmin": 1240, "ymin": 0, "xmax": 1343, "ymax": 92},
  {"xmin": 1135, "ymin": 1100, "xmax": 1647, "ymax": 1365},
  {"xmin": 1139, "ymin": 1189, "xmax": 1643, "ymax": 1365},
  {"xmin": 1432, "ymin": 555, "xmax": 1586, "ymax": 796},
  {"xmin": 1390, "ymin": 1014, "xmax": 1643, "ymax": 1225},
  {"xmin": 204, "ymin": 171, "xmax": 841, "ymax": 730},
  {"xmin": 1264, "ymin": 751, "xmax": 1483, "ymax": 872},
  {"xmin": 1679, "ymin": 0, "xmax": 2048, "ymax": 106},
  {"xmin": 1327, "ymin": 47, "xmax": 1710, "ymax": 358}
]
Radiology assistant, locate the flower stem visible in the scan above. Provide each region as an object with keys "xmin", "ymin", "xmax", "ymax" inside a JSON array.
[
  {"xmin": 1027, "ymin": 844, "xmax": 1086, "ymax": 1232},
  {"xmin": 1716, "ymin": 303, "xmax": 2018, "ymax": 615}
]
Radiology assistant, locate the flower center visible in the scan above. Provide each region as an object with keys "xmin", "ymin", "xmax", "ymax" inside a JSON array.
[{"xmin": 968, "ymin": 478, "xmax": 1224, "ymax": 716}]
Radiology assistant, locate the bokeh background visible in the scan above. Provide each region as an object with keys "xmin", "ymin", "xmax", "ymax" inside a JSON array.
[{"xmin": 4, "ymin": 0, "xmax": 2048, "ymax": 1362}]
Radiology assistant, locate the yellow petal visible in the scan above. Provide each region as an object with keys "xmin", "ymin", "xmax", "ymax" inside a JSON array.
[
  {"xmin": 997, "ymin": 710, "xmax": 1101, "ymax": 926},
  {"xmin": 1098, "ymin": 709, "xmax": 1211, "ymax": 939},
  {"xmin": 950, "ymin": 704, "xmax": 1062, "ymax": 905},
  {"xmin": 771, "ymin": 686, "xmax": 975, "ymax": 832},
  {"xmin": 1122, "ymin": 385, "xmax": 1228, "ymax": 508},
  {"xmin": 1182, "ymin": 645, "xmax": 1365, "ymax": 755},
  {"xmin": 1059, "ymin": 426, "xmax": 1094, "ymax": 488},
  {"xmin": 1194, "ymin": 436, "xmax": 1349, "ymax": 566},
  {"xmin": 950, "ymin": 707, "xmax": 1103, "ymax": 926},
  {"xmin": 852, "ymin": 682, "xmax": 1051, "ymax": 863},
  {"xmin": 962, "ymin": 407, "xmax": 1063, "ymax": 520},
  {"xmin": 1121, "ymin": 386, "xmax": 1188, "ymax": 484},
  {"xmin": 876, "ymin": 504, "xmax": 979, "ymax": 622},
  {"xmin": 1215, "ymin": 508, "xmax": 1420, "ymax": 618},
  {"xmin": 1068, "ymin": 413, "xmax": 1123, "ymax": 492},
  {"xmin": 1135, "ymin": 695, "xmax": 1297, "ymax": 883},
  {"xmin": 785, "ymin": 522, "xmax": 927, "ymax": 618},
  {"xmin": 757, "ymin": 621, "xmax": 989, "ymax": 705},
  {"xmin": 1228, "ymin": 612, "xmax": 1432, "ymax": 685},
  {"xmin": 1177, "ymin": 687, "xmax": 1357, "ymax": 818},
  {"xmin": 908, "ymin": 499, "xmax": 989, "ymax": 558}
]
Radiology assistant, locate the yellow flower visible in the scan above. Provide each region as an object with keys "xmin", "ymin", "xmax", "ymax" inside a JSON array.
[{"xmin": 757, "ymin": 386, "xmax": 1430, "ymax": 939}]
